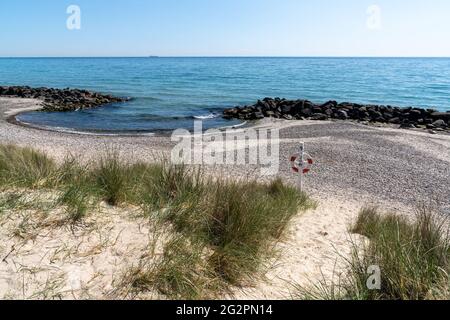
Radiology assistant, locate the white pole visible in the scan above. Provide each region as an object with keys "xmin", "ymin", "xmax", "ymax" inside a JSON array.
[{"xmin": 299, "ymin": 142, "xmax": 305, "ymax": 192}]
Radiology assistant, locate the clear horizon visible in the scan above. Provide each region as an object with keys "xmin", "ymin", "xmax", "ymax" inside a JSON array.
[
  {"xmin": 2, "ymin": 56, "xmax": 450, "ymax": 58},
  {"xmin": 2, "ymin": 57, "xmax": 450, "ymax": 59},
  {"xmin": 1, "ymin": 0, "xmax": 450, "ymax": 57}
]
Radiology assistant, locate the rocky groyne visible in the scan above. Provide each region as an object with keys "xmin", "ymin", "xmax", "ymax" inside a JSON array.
[
  {"xmin": 224, "ymin": 98, "xmax": 450, "ymax": 132},
  {"xmin": 0, "ymin": 86, "xmax": 129, "ymax": 112}
]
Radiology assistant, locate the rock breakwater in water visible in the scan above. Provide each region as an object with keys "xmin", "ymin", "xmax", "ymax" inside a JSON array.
[
  {"xmin": 0, "ymin": 86, "xmax": 129, "ymax": 112},
  {"xmin": 224, "ymin": 98, "xmax": 450, "ymax": 132}
]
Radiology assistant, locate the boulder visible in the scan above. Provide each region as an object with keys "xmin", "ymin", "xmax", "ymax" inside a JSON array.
[
  {"xmin": 320, "ymin": 100, "xmax": 337, "ymax": 109},
  {"xmin": 400, "ymin": 123, "xmax": 416, "ymax": 129},
  {"xmin": 337, "ymin": 110, "xmax": 348, "ymax": 120},
  {"xmin": 301, "ymin": 108, "xmax": 313, "ymax": 117},
  {"xmin": 312, "ymin": 106, "xmax": 323, "ymax": 114},
  {"xmin": 240, "ymin": 107, "xmax": 253, "ymax": 114},
  {"xmin": 338, "ymin": 102, "xmax": 355, "ymax": 109},
  {"xmin": 359, "ymin": 111, "xmax": 371, "ymax": 120},
  {"xmin": 431, "ymin": 112, "xmax": 450, "ymax": 121},
  {"xmin": 310, "ymin": 113, "xmax": 328, "ymax": 121},
  {"xmin": 303, "ymin": 100, "xmax": 315, "ymax": 109},
  {"xmin": 408, "ymin": 109, "xmax": 422, "ymax": 120},
  {"xmin": 0, "ymin": 85, "xmax": 127, "ymax": 112},
  {"xmin": 432, "ymin": 119, "xmax": 447, "ymax": 128},
  {"xmin": 264, "ymin": 110, "xmax": 276, "ymax": 118},
  {"xmin": 221, "ymin": 97, "xmax": 450, "ymax": 130},
  {"xmin": 281, "ymin": 105, "xmax": 293, "ymax": 114},
  {"xmin": 389, "ymin": 117, "xmax": 401, "ymax": 124},
  {"xmin": 252, "ymin": 112, "xmax": 265, "ymax": 120}
]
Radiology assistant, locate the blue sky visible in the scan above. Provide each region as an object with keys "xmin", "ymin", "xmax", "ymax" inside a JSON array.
[{"xmin": 0, "ymin": 0, "xmax": 449, "ymax": 57}]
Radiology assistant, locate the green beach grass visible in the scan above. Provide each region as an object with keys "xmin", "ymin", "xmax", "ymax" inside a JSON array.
[
  {"xmin": 294, "ymin": 206, "xmax": 450, "ymax": 300},
  {"xmin": 0, "ymin": 144, "xmax": 314, "ymax": 299}
]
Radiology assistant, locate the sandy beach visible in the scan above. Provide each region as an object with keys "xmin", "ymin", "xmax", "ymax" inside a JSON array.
[{"xmin": 1, "ymin": 97, "xmax": 449, "ymax": 299}]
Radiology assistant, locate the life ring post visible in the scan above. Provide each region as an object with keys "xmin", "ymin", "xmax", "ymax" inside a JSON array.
[
  {"xmin": 299, "ymin": 142, "xmax": 305, "ymax": 192},
  {"xmin": 290, "ymin": 142, "xmax": 313, "ymax": 192}
]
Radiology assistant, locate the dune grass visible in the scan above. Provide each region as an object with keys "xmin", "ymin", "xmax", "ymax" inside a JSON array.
[
  {"xmin": 295, "ymin": 206, "xmax": 450, "ymax": 300},
  {"xmin": 349, "ymin": 206, "xmax": 449, "ymax": 300},
  {"xmin": 127, "ymin": 235, "xmax": 223, "ymax": 300},
  {"xmin": 132, "ymin": 165, "xmax": 314, "ymax": 296},
  {"xmin": 0, "ymin": 145, "xmax": 58, "ymax": 188},
  {"xmin": 0, "ymin": 144, "xmax": 314, "ymax": 299},
  {"xmin": 58, "ymin": 183, "xmax": 91, "ymax": 223},
  {"xmin": 160, "ymin": 177, "xmax": 312, "ymax": 285}
]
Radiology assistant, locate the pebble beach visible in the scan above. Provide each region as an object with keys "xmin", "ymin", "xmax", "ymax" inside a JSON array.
[{"xmin": 1, "ymin": 96, "xmax": 449, "ymax": 213}]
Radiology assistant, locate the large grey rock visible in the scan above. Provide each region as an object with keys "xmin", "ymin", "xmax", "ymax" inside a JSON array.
[{"xmin": 432, "ymin": 119, "xmax": 447, "ymax": 128}]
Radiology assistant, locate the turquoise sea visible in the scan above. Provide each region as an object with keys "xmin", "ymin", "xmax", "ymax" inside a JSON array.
[{"xmin": 1, "ymin": 57, "xmax": 449, "ymax": 132}]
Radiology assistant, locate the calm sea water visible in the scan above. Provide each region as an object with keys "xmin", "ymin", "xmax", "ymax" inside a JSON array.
[{"xmin": 1, "ymin": 57, "xmax": 449, "ymax": 133}]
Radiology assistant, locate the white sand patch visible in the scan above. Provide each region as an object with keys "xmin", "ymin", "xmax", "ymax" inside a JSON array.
[
  {"xmin": 231, "ymin": 196, "xmax": 363, "ymax": 300},
  {"xmin": 0, "ymin": 194, "xmax": 165, "ymax": 300}
]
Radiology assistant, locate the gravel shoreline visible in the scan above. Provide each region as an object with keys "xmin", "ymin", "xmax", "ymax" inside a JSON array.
[{"xmin": 1, "ymin": 97, "xmax": 449, "ymax": 214}]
